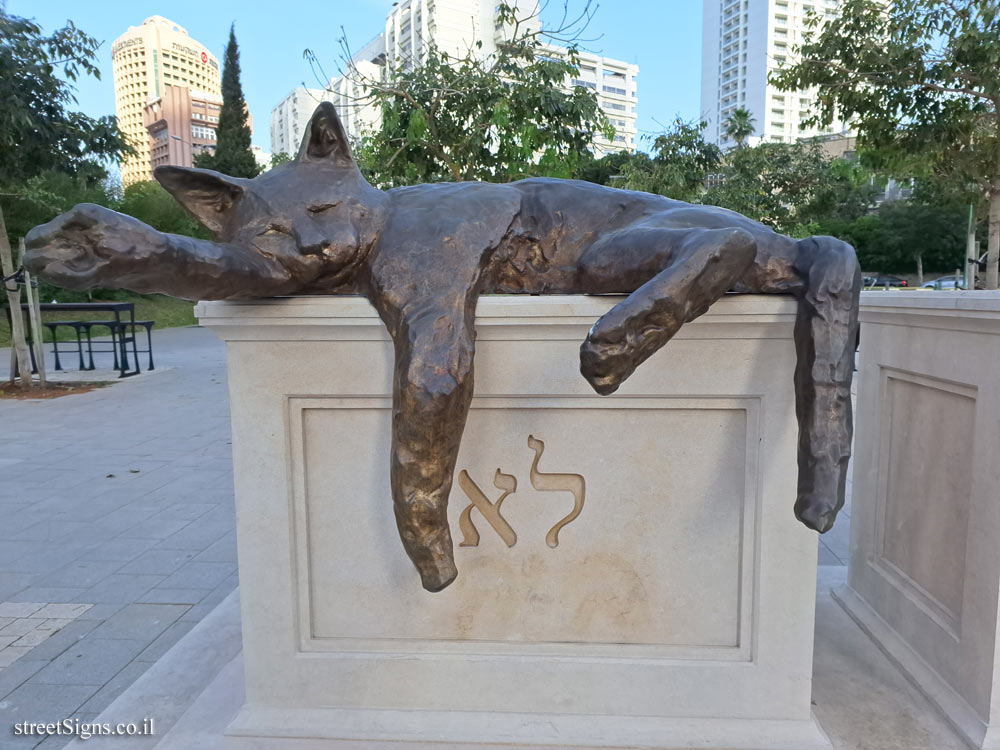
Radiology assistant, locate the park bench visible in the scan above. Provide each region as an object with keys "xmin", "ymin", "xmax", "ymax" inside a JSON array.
[{"xmin": 7, "ymin": 302, "xmax": 155, "ymax": 378}]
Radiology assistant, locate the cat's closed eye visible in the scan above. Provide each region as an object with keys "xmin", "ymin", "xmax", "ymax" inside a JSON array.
[{"xmin": 307, "ymin": 203, "xmax": 340, "ymax": 214}]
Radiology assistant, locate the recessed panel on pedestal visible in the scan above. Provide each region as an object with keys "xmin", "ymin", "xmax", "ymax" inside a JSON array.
[{"xmin": 289, "ymin": 396, "xmax": 757, "ymax": 659}]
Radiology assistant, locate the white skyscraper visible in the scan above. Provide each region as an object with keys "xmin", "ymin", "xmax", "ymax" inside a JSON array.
[
  {"xmin": 701, "ymin": 0, "xmax": 848, "ymax": 150},
  {"xmin": 301, "ymin": 0, "xmax": 637, "ymax": 153}
]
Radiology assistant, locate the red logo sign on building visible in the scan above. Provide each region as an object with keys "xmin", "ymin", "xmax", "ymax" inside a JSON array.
[{"xmin": 201, "ymin": 52, "xmax": 208, "ymax": 63}]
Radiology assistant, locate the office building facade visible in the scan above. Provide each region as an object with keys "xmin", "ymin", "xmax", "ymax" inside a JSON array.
[
  {"xmin": 145, "ymin": 86, "xmax": 223, "ymax": 171},
  {"xmin": 112, "ymin": 16, "xmax": 221, "ymax": 185}
]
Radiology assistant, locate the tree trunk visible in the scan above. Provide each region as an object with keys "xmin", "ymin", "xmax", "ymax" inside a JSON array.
[
  {"xmin": 0, "ymin": 206, "xmax": 32, "ymax": 387},
  {"xmin": 916, "ymin": 254, "xmax": 923, "ymax": 286},
  {"xmin": 988, "ymin": 189, "xmax": 1000, "ymax": 290}
]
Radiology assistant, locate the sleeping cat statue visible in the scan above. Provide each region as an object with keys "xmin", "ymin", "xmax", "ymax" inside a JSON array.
[{"xmin": 24, "ymin": 102, "xmax": 860, "ymax": 592}]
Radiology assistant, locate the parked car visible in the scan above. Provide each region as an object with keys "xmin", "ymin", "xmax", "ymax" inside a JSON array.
[
  {"xmin": 921, "ymin": 275, "xmax": 967, "ymax": 290},
  {"xmin": 864, "ymin": 275, "xmax": 909, "ymax": 289}
]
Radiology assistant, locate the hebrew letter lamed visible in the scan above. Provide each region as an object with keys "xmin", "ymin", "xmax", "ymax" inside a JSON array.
[{"xmin": 527, "ymin": 435, "xmax": 586, "ymax": 548}]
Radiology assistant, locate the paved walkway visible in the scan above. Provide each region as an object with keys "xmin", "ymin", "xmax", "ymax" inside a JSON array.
[{"xmin": 0, "ymin": 327, "xmax": 235, "ymax": 749}]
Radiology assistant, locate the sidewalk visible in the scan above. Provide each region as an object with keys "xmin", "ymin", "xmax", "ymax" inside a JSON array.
[{"xmin": 0, "ymin": 327, "xmax": 236, "ymax": 749}]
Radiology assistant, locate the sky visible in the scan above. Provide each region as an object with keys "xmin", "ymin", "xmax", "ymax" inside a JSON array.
[{"xmin": 11, "ymin": 0, "xmax": 704, "ymax": 155}]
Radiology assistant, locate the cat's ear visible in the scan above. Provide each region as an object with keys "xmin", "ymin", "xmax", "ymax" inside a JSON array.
[
  {"xmin": 297, "ymin": 102, "xmax": 354, "ymax": 168},
  {"xmin": 154, "ymin": 166, "xmax": 245, "ymax": 236}
]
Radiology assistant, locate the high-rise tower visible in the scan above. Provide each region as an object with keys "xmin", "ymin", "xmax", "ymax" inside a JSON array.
[
  {"xmin": 700, "ymin": 0, "xmax": 847, "ymax": 149},
  {"xmin": 112, "ymin": 16, "xmax": 221, "ymax": 185}
]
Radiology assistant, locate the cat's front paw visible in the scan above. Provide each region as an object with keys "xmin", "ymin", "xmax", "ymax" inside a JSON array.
[{"xmin": 24, "ymin": 204, "xmax": 118, "ymax": 290}]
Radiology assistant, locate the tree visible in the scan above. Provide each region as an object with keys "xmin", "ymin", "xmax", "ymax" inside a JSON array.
[
  {"xmin": 702, "ymin": 140, "xmax": 876, "ymax": 234},
  {"xmin": 194, "ymin": 24, "xmax": 259, "ymax": 178},
  {"xmin": 772, "ymin": 0, "xmax": 1000, "ymax": 287},
  {"xmin": 117, "ymin": 181, "xmax": 211, "ymax": 239},
  {"xmin": 0, "ymin": 12, "xmax": 130, "ymax": 188},
  {"xmin": 269, "ymin": 152, "xmax": 293, "ymax": 170},
  {"xmin": 723, "ymin": 107, "xmax": 756, "ymax": 148},
  {"xmin": 314, "ymin": 2, "xmax": 612, "ymax": 187},
  {"xmin": 618, "ymin": 119, "xmax": 722, "ymax": 202},
  {"xmin": 576, "ymin": 150, "xmax": 633, "ymax": 186}
]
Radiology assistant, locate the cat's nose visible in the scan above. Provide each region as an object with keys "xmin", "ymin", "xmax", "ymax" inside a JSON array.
[{"xmin": 293, "ymin": 224, "xmax": 331, "ymax": 256}]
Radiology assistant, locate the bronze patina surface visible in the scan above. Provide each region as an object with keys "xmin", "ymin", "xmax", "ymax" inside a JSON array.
[{"xmin": 25, "ymin": 103, "xmax": 860, "ymax": 592}]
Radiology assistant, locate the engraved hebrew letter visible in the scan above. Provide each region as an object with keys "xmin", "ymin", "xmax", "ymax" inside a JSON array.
[
  {"xmin": 457, "ymin": 469, "xmax": 518, "ymax": 548},
  {"xmin": 527, "ymin": 435, "xmax": 586, "ymax": 548}
]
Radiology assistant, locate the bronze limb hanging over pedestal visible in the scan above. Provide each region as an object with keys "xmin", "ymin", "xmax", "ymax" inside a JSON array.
[{"xmin": 24, "ymin": 102, "xmax": 861, "ymax": 592}]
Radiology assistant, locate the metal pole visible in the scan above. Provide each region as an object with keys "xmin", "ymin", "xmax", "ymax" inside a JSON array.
[
  {"xmin": 966, "ymin": 203, "xmax": 976, "ymax": 290},
  {"xmin": 20, "ymin": 239, "xmax": 46, "ymax": 387}
]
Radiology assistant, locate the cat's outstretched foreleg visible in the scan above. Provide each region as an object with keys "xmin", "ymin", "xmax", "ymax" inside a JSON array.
[
  {"xmin": 24, "ymin": 204, "xmax": 301, "ymax": 300},
  {"xmin": 791, "ymin": 236, "xmax": 861, "ymax": 532},
  {"xmin": 579, "ymin": 226, "xmax": 758, "ymax": 394},
  {"xmin": 386, "ymin": 302, "xmax": 476, "ymax": 592}
]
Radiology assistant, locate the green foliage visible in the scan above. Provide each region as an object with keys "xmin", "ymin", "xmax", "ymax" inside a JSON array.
[
  {"xmin": 723, "ymin": 107, "xmax": 756, "ymax": 148},
  {"xmin": 117, "ymin": 181, "xmax": 211, "ymax": 239},
  {"xmin": 269, "ymin": 152, "xmax": 293, "ymax": 169},
  {"xmin": 576, "ymin": 150, "xmax": 633, "ymax": 186},
  {"xmin": 771, "ymin": 0, "xmax": 1000, "ymax": 282},
  {"xmin": 814, "ymin": 198, "xmax": 968, "ymax": 274},
  {"xmin": 337, "ymin": 3, "xmax": 612, "ymax": 187},
  {"xmin": 0, "ymin": 10, "xmax": 131, "ymax": 186},
  {"xmin": 2, "ymin": 171, "xmax": 117, "ymax": 244},
  {"xmin": 194, "ymin": 25, "xmax": 259, "ymax": 178},
  {"xmin": 702, "ymin": 140, "xmax": 877, "ymax": 234},
  {"xmin": 619, "ymin": 120, "xmax": 722, "ymax": 201}
]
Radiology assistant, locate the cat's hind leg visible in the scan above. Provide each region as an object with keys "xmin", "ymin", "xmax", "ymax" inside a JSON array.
[{"xmin": 579, "ymin": 226, "xmax": 757, "ymax": 394}]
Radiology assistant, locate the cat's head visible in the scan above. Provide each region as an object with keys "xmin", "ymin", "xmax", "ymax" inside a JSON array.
[{"xmin": 155, "ymin": 102, "xmax": 384, "ymax": 282}]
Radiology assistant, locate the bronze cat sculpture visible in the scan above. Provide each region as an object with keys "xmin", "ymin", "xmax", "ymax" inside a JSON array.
[{"xmin": 24, "ymin": 103, "xmax": 860, "ymax": 592}]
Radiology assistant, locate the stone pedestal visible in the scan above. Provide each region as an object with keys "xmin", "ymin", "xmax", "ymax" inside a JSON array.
[
  {"xmin": 835, "ymin": 291, "xmax": 1000, "ymax": 749},
  {"xmin": 196, "ymin": 294, "xmax": 829, "ymax": 750}
]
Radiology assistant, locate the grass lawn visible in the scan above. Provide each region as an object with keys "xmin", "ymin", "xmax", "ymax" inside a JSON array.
[{"xmin": 2, "ymin": 294, "xmax": 196, "ymax": 346}]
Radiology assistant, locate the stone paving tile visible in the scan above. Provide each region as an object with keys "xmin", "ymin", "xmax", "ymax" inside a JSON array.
[
  {"xmin": 36, "ymin": 563, "xmax": 123, "ymax": 590},
  {"xmin": 89, "ymin": 604, "xmax": 188, "ymax": 642},
  {"xmin": 117, "ymin": 517, "xmax": 194, "ymax": 541},
  {"xmin": 152, "ymin": 522, "xmax": 231, "ymax": 552},
  {"xmin": 0, "ymin": 604, "xmax": 44, "ymax": 619},
  {"xmin": 136, "ymin": 588, "xmax": 210, "ymax": 605},
  {"xmin": 157, "ymin": 562, "xmax": 235, "ymax": 591},
  {"xmin": 75, "ymin": 538, "xmax": 155, "ymax": 563},
  {"xmin": 29, "ymin": 638, "xmax": 147, "ymax": 687},
  {"xmin": 75, "ymin": 660, "xmax": 152, "ymax": 716},
  {"xmin": 0, "ymin": 659, "xmax": 48, "ymax": 699},
  {"xmin": 193, "ymin": 531, "xmax": 237, "ymax": 563},
  {"xmin": 115, "ymin": 550, "xmax": 196, "ymax": 576},
  {"xmin": 6, "ymin": 589, "xmax": 87, "ymax": 605},
  {"xmin": 78, "ymin": 575, "xmax": 165, "ymax": 605},
  {"xmin": 0, "ymin": 681, "xmax": 101, "ymax": 724},
  {"xmin": 15, "ymin": 621, "xmax": 100, "ymax": 663},
  {"xmin": 0, "ymin": 577, "xmax": 36, "ymax": 603},
  {"xmin": 134, "ymin": 621, "xmax": 195, "ymax": 664}
]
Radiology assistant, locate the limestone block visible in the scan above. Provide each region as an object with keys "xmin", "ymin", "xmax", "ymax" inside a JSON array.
[
  {"xmin": 197, "ymin": 295, "xmax": 829, "ymax": 750},
  {"xmin": 837, "ymin": 291, "xmax": 1000, "ymax": 750}
]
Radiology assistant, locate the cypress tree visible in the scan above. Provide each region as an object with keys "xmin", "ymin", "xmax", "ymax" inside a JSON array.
[{"xmin": 195, "ymin": 24, "xmax": 258, "ymax": 177}]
